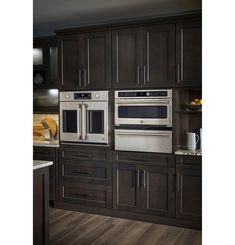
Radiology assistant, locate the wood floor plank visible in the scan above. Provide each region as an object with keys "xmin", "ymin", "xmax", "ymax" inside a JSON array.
[{"xmin": 49, "ymin": 208, "xmax": 202, "ymax": 245}]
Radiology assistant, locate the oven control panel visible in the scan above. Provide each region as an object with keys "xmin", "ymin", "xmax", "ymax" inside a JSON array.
[{"xmin": 116, "ymin": 90, "xmax": 172, "ymax": 98}]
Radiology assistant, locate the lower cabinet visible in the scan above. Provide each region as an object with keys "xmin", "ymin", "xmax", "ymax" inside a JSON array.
[
  {"xmin": 58, "ymin": 144, "xmax": 112, "ymax": 208},
  {"xmin": 113, "ymin": 152, "xmax": 175, "ymax": 218},
  {"xmin": 176, "ymin": 156, "xmax": 202, "ymax": 221},
  {"xmin": 33, "ymin": 146, "xmax": 58, "ymax": 203}
]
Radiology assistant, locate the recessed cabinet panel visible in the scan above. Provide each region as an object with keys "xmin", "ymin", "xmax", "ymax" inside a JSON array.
[
  {"xmin": 49, "ymin": 46, "xmax": 58, "ymax": 82},
  {"xmin": 112, "ymin": 29, "xmax": 142, "ymax": 88},
  {"xmin": 143, "ymin": 25, "xmax": 175, "ymax": 88}
]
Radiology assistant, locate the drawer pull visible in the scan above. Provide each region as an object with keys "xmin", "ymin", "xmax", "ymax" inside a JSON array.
[
  {"xmin": 72, "ymin": 193, "xmax": 92, "ymax": 198},
  {"xmin": 72, "ymin": 171, "xmax": 92, "ymax": 175}
]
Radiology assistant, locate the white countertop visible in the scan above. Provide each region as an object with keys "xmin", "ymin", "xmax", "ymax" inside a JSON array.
[
  {"xmin": 33, "ymin": 160, "xmax": 53, "ymax": 170},
  {"xmin": 33, "ymin": 140, "xmax": 59, "ymax": 147},
  {"xmin": 175, "ymin": 149, "xmax": 202, "ymax": 156}
]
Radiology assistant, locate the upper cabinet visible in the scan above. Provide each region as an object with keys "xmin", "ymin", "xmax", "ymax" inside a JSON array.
[
  {"xmin": 33, "ymin": 37, "xmax": 59, "ymax": 87},
  {"xmin": 112, "ymin": 24, "xmax": 175, "ymax": 89},
  {"xmin": 58, "ymin": 31, "xmax": 111, "ymax": 91},
  {"xmin": 176, "ymin": 21, "xmax": 202, "ymax": 87}
]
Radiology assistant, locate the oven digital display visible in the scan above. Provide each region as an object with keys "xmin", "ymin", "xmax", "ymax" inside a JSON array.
[
  {"xmin": 118, "ymin": 91, "xmax": 167, "ymax": 97},
  {"xmin": 74, "ymin": 93, "xmax": 91, "ymax": 99}
]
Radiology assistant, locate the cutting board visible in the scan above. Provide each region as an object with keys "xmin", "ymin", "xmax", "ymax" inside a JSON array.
[{"xmin": 33, "ymin": 124, "xmax": 46, "ymax": 140}]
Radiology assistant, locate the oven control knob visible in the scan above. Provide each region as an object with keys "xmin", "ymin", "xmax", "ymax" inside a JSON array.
[
  {"xmin": 146, "ymin": 92, "xmax": 150, "ymax": 96},
  {"xmin": 96, "ymin": 94, "xmax": 100, "ymax": 98},
  {"xmin": 66, "ymin": 94, "xmax": 70, "ymax": 99}
]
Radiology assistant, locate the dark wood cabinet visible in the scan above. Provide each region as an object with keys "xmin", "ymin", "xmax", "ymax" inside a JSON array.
[
  {"xmin": 112, "ymin": 28, "xmax": 142, "ymax": 89},
  {"xmin": 176, "ymin": 156, "xmax": 202, "ymax": 221},
  {"xmin": 58, "ymin": 144, "xmax": 112, "ymax": 208},
  {"xmin": 113, "ymin": 152, "xmax": 175, "ymax": 217},
  {"xmin": 33, "ymin": 37, "xmax": 59, "ymax": 87},
  {"xmin": 33, "ymin": 146, "xmax": 58, "ymax": 203},
  {"xmin": 112, "ymin": 25, "xmax": 175, "ymax": 89},
  {"xmin": 142, "ymin": 24, "xmax": 175, "ymax": 88},
  {"xmin": 33, "ymin": 166, "xmax": 49, "ymax": 245},
  {"xmin": 59, "ymin": 31, "xmax": 111, "ymax": 90},
  {"xmin": 176, "ymin": 21, "xmax": 202, "ymax": 87}
]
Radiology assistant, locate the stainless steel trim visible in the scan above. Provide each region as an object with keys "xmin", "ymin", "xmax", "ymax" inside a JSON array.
[
  {"xmin": 78, "ymin": 69, "xmax": 82, "ymax": 87},
  {"xmin": 115, "ymin": 99, "xmax": 169, "ymax": 105},
  {"xmin": 116, "ymin": 35, "xmax": 119, "ymax": 83},
  {"xmin": 77, "ymin": 104, "xmax": 82, "ymax": 139},
  {"xmin": 180, "ymin": 29, "xmax": 184, "ymax": 81},
  {"xmin": 81, "ymin": 104, "xmax": 87, "ymax": 140},
  {"xmin": 137, "ymin": 66, "xmax": 140, "ymax": 85},
  {"xmin": 177, "ymin": 64, "xmax": 180, "ymax": 83},
  {"xmin": 147, "ymin": 32, "xmax": 150, "ymax": 82},
  {"xmin": 143, "ymin": 65, "xmax": 146, "ymax": 84},
  {"xmin": 61, "ymin": 142, "xmax": 111, "ymax": 147},
  {"xmin": 137, "ymin": 170, "xmax": 140, "ymax": 188},
  {"xmin": 115, "ymin": 131, "xmax": 169, "ymax": 137},
  {"xmin": 61, "ymin": 41, "xmax": 64, "ymax": 85},
  {"xmin": 84, "ymin": 69, "xmax": 87, "ymax": 87},
  {"xmin": 143, "ymin": 170, "xmax": 146, "ymax": 188},
  {"xmin": 87, "ymin": 39, "xmax": 90, "ymax": 85}
]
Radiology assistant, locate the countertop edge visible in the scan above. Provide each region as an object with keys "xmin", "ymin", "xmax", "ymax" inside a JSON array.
[{"xmin": 33, "ymin": 160, "xmax": 53, "ymax": 170}]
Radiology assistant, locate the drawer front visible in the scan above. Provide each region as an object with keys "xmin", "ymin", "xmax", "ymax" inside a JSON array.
[
  {"xmin": 61, "ymin": 161, "xmax": 109, "ymax": 185},
  {"xmin": 60, "ymin": 145, "xmax": 110, "ymax": 162},
  {"xmin": 114, "ymin": 151, "xmax": 174, "ymax": 168},
  {"xmin": 59, "ymin": 182, "xmax": 111, "ymax": 208},
  {"xmin": 33, "ymin": 147, "xmax": 54, "ymax": 161},
  {"xmin": 176, "ymin": 156, "xmax": 202, "ymax": 168}
]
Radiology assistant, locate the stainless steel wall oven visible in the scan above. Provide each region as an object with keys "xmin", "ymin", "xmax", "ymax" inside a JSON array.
[{"xmin": 60, "ymin": 91, "xmax": 109, "ymax": 144}]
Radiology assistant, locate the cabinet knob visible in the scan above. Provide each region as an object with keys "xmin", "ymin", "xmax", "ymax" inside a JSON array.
[
  {"xmin": 66, "ymin": 94, "xmax": 70, "ymax": 99},
  {"xmin": 96, "ymin": 94, "xmax": 100, "ymax": 98}
]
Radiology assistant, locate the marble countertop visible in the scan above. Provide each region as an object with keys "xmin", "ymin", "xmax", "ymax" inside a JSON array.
[
  {"xmin": 33, "ymin": 140, "xmax": 59, "ymax": 147},
  {"xmin": 33, "ymin": 160, "xmax": 53, "ymax": 170},
  {"xmin": 175, "ymin": 149, "xmax": 202, "ymax": 156}
]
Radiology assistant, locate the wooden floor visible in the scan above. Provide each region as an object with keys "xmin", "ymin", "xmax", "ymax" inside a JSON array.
[{"xmin": 50, "ymin": 208, "xmax": 201, "ymax": 245}]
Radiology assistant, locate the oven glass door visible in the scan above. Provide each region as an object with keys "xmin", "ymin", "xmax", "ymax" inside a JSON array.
[
  {"xmin": 60, "ymin": 102, "xmax": 82, "ymax": 142},
  {"xmin": 115, "ymin": 99, "xmax": 171, "ymax": 126},
  {"xmin": 83, "ymin": 101, "xmax": 108, "ymax": 144}
]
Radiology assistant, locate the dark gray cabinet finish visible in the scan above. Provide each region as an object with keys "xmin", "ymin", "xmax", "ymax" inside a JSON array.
[
  {"xmin": 176, "ymin": 21, "xmax": 202, "ymax": 87},
  {"xmin": 59, "ymin": 31, "xmax": 111, "ymax": 90},
  {"xmin": 176, "ymin": 156, "xmax": 202, "ymax": 221},
  {"xmin": 58, "ymin": 144, "xmax": 112, "ymax": 208},
  {"xmin": 113, "ymin": 152, "xmax": 175, "ymax": 217}
]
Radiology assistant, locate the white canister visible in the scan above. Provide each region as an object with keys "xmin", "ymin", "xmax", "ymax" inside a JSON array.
[{"xmin": 187, "ymin": 132, "xmax": 199, "ymax": 151}]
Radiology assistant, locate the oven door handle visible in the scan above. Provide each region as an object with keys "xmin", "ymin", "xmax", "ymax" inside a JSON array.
[
  {"xmin": 81, "ymin": 104, "xmax": 87, "ymax": 140},
  {"xmin": 115, "ymin": 131, "xmax": 169, "ymax": 137},
  {"xmin": 77, "ymin": 104, "xmax": 82, "ymax": 139},
  {"xmin": 115, "ymin": 99, "xmax": 169, "ymax": 105}
]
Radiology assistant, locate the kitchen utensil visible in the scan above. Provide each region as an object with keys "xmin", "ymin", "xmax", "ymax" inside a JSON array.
[{"xmin": 186, "ymin": 132, "xmax": 199, "ymax": 151}]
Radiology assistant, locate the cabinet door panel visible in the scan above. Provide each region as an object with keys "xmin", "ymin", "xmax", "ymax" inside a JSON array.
[
  {"xmin": 83, "ymin": 32, "xmax": 111, "ymax": 89},
  {"xmin": 141, "ymin": 167, "xmax": 174, "ymax": 217},
  {"xmin": 60, "ymin": 37, "xmax": 81, "ymax": 90},
  {"xmin": 112, "ymin": 28, "xmax": 142, "ymax": 88},
  {"xmin": 176, "ymin": 21, "xmax": 202, "ymax": 87},
  {"xmin": 143, "ymin": 24, "xmax": 175, "ymax": 88},
  {"xmin": 176, "ymin": 168, "xmax": 202, "ymax": 221},
  {"xmin": 113, "ymin": 162, "xmax": 139, "ymax": 212}
]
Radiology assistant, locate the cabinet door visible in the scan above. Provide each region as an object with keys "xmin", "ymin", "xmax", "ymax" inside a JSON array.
[
  {"xmin": 176, "ymin": 21, "xmax": 202, "ymax": 87},
  {"xmin": 59, "ymin": 36, "xmax": 83, "ymax": 90},
  {"xmin": 112, "ymin": 28, "xmax": 142, "ymax": 89},
  {"xmin": 142, "ymin": 24, "xmax": 175, "ymax": 88},
  {"xmin": 113, "ymin": 162, "xmax": 139, "ymax": 212},
  {"xmin": 83, "ymin": 31, "xmax": 111, "ymax": 89},
  {"xmin": 140, "ymin": 166, "xmax": 175, "ymax": 217},
  {"xmin": 176, "ymin": 167, "xmax": 202, "ymax": 221}
]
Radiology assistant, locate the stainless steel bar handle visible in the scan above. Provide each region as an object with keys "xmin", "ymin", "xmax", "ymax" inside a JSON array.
[
  {"xmin": 177, "ymin": 64, "xmax": 180, "ymax": 83},
  {"xmin": 137, "ymin": 66, "xmax": 140, "ymax": 85},
  {"xmin": 143, "ymin": 170, "xmax": 146, "ymax": 188},
  {"xmin": 61, "ymin": 41, "xmax": 64, "ymax": 85},
  {"xmin": 116, "ymin": 131, "xmax": 169, "ymax": 137},
  {"xmin": 137, "ymin": 170, "xmax": 140, "ymax": 188},
  {"xmin": 77, "ymin": 104, "xmax": 82, "ymax": 139},
  {"xmin": 143, "ymin": 65, "xmax": 146, "ymax": 84},
  {"xmin": 81, "ymin": 104, "xmax": 87, "ymax": 140},
  {"xmin": 115, "ymin": 99, "xmax": 170, "ymax": 104},
  {"xmin": 177, "ymin": 172, "xmax": 180, "ymax": 192},
  {"xmin": 78, "ymin": 69, "xmax": 82, "ymax": 87},
  {"xmin": 147, "ymin": 31, "xmax": 150, "ymax": 82},
  {"xmin": 84, "ymin": 69, "xmax": 87, "ymax": 87}
]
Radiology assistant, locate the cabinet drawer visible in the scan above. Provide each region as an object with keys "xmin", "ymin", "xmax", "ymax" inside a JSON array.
[
  {"xmin": 61, "ymin": 161, "xmax": 109, "ymax": 185},
  {"xmin": 60, "ymin": 182, "xmax": 111, "ymax": 208},
  {"xmin": 114, "ymin": 151, "xmax": 174, "ymax": 168},
  {"xmin": 33, "ymin": 147, "xmax": 54, "ymax": 160},
  {"xmin": 60, "ymin": 145, "xmax": 110, "ymax": 162},
  {"xmin": 176, "ymin": 156, "xmax": 201, "ymax": 168}
]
